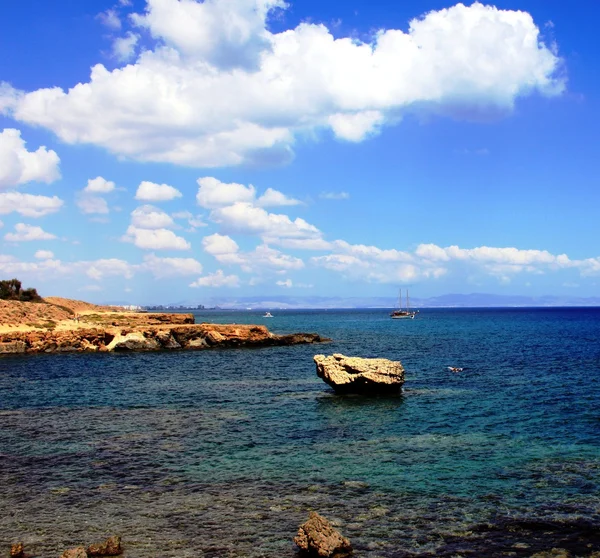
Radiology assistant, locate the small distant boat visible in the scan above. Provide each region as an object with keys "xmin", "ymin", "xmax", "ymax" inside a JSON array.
[
  {"xmin": 448, "ymin": 366, "xmax": 464, "ymax": 373},
  {"xmin": 390, "ymin": 289, "xmax": 418, "ymax": 319},
  {"xmin": 263, "ymin": 312, "xmax": 274, "ymax": 318}
]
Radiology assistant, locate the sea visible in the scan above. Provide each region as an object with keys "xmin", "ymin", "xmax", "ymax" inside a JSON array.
[{"xmin": 1, "ymin": 308, "xmax": 600, "ymax": 557}]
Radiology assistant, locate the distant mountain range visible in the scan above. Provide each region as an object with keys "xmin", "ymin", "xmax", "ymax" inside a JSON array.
[{"xmin": 120, "ymin": 293, "xmax": 600, "ymax": 309}]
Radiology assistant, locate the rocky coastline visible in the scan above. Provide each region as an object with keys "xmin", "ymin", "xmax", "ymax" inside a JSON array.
[
  {"xmin": 0, "ymin": 298, "xmax": 327, "ymax": 355},
  {"xmin": 0, "ymin": 322, "xmax": 327, "ymax": 355}
]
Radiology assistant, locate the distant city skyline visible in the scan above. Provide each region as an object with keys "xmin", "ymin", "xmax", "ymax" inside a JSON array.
[{"xmin": 1, "ymin": 0, "xmax": 599, "ymax": 303}]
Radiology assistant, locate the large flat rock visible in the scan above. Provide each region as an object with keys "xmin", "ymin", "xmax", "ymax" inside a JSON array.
[{"xmin": 314, "ymin": 353, "xmax": 404, "ymax": 394}]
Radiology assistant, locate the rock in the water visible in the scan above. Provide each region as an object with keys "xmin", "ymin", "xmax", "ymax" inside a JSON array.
[
  {"xmin": 295, "ymin": 511, "xmax": 352, "ymax": 557},
  {"xmin": 314, "ymin": 353, "xmax": 404, "ymax": 394},
  {"xmin": 10, "ymin": 542, "xmax": 24, "ymax": 558},
  {"xmin": 60, "ymin": 547, "xmax": 88, "ymax": 558},
  {"xmin": 530, "ymin": 550, "xmax": 572, "ymax": 558},
  {"xmin": 87, "ymin": 535, "xmax": 122, "ymax": 556}
]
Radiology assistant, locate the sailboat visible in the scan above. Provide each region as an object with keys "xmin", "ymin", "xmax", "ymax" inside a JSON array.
[{"xmin": 390, "ymin": 289, "xmax": 418, "ymax": 319}]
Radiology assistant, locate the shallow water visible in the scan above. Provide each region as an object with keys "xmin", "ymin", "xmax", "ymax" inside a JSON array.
[{"xmin": 1, "ymin": 308, "xmax": 600, "ymax": 556}]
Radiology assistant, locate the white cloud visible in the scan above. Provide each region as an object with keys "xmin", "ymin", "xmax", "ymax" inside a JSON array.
[
  {"xmin": 77, "ymin": 176, "xmax": 117, "ymax": 216},
  {"xmin": 319, "ymin": 191, "xmax": 349, "ymax": 200},
  {"xmin": 122, "ymin": 225, "xmax": 191, "ymax": 250},
  {"xmin": 276, "ymin": 278, "xmax": 292, "ymax": 287},
  {"xmin": 135, "ymin": 181, "xmax": 182, "ymax": 202},
  {"xmin": 0, "ymin": 192, "xmax": 63, "ymax": 217},
  {"xmin": 312, "ymin": 241, "xmax": 578, "ymax": 284},
  {"xmin": 256, "ymin": 187, "xmax": 302, "ymax": 207},
  {"xmin": 202, "ymin": 233, "xmax": 304, "ymax": 274},
  {"xmin": 190, "ymin": 269, "xmax": 240, "ymax": 288},
  {"xmin": 0, "ymin": 129, "xmax": 60, "ymax": 188},
  {"xmin": 34, "ymin": 250, "xmax": 54, "ymax": 259},
  {"xmin": 131, "ymin": 204, "xmax": 175, "ymax": 229},
  {"xmin": 172, "ymin": 209, "xmax": 207, "ymax": 230},
  {"xmin": 197, "ymin": 176, "xmax": 300, "ymax": 210},
  {"xmin": 77, "ymin": 194, "xmax": 110, "ymax": 214},
  {"xmin": 196, "ymin": 176, "xmax": 256, "ymax": 208},
  {"xmin": 113, "ymin": 32, "xmax": 140, "ymax": 61},
  {"xmin": 203, "ymin": 233, "xmax": 240, "ymax": 256},
  {"xmin": 141, "ymin": 253, "xmax": 203, "ymax": 278},
  {"xmin": 211, "ymin": 202, "xmax": 322, "ymax": 241},
  {"xmin": 131, "ymin": 0, "xmax": 286, "ymax": 70},
  {"xmin": 85, "ymin": 176, "xmax": 116, "ymax": 193},
  {"xmin": 97, "ymin": 9, "xmax": 121, "ymax": 30},
  {"xmin": 328, "ymin": 111, "xmax": 384, "ymax": 142},
  {"xmin": 86, "ymin": 259, "xmax": 134, "ymax": 280},
  {"xmin": 4, "ymin": 223, "xmax": 56, "ymax": 242},
  {"xmin": 0, "ymin": 254, "xmax": 70, "ymax": 276},
  {"xmin": 0, "ymin": 2, "xmax": 563, "ymax": 167}
]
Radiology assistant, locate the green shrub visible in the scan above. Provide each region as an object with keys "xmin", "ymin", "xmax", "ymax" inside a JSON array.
[{"xmin": 0, "ymin": 279, "xmax": 43, "ymax": 302}]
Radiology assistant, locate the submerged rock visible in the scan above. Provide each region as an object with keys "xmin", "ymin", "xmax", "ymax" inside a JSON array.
[
  {"xmin": 87, "ymin": 535, "xmax": 122, "ymax": 556},
  {"xmin": 10, "ymin": 542, "xmax": 24, "ymax": 558},
  {"xmin": 60, "ymin": 547, "xmax": 88, "ymax": 558},
  {"xmin": 294, "ymin": 511, "xmax": 352, "ymax": 557},
  {"xmin": 314, "ymin": 353, "xmax": 404, "ymax": 394}
]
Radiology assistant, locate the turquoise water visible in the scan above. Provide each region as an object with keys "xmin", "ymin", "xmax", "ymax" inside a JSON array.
[{"xmin": 1, "ymin": 308, "xmax": 600, "ymax": 556}]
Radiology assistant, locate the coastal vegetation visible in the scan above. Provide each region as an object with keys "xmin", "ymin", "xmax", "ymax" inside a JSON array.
[{"xmin": 0, "ymin": 278, "xmax": 43, "ymax": 303}]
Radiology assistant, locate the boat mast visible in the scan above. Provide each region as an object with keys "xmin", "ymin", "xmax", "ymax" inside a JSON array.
[{"xmin": 407, "ymin": 290, "xmax": 410, "ymax": 311}]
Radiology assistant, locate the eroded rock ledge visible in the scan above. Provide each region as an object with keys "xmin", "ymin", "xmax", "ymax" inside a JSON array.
[{"xmin": 0, "ymin": 324, "xmax": 327, "ymax": 355}]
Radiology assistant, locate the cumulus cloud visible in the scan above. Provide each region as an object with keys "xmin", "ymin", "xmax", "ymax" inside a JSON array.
[
  {"xmin": 276, "ymin": 278, "xmax": 292, "ymax": 287},
  {"xmin": 311, "ymin": 241, "xmax": 579, "ymax": 284},
  {"xmin": 131, "ymin": 0, "xmax": 286, "ymax": 70},
  {"xmin": 4, "ymin": 223, "xmax": 56, "ymax": 242},
  {"xmin": 122, "ymin": 225, "xmax": 191, "ymax": 250},
  {"xmin": 202, "ymin": 233, "xmax": 303, "ymax": 274},
  {"xmin": 0, "ymin": 192, "xmax": 63, "ymax": 217},
  {"xmin": 34, "ymin": 250, "xmax": 54, "ymax": 259},
  {"xmin": 141, "ymin": 253, "xmax": 203, "ymax": 277},
  {"xmin": 202, "ymin": 232, "xmax": 240, "ymax": 256},
  {"xmin": 197, "ymin": 176, "xmax": 300, "ymax": 209},
  {"xmin": 0, "ymin": 2, "xmax": 563, "ymax": 167},
  {"xmin": 97, "ymin": 8, "xmax": 121, "ymax": 30},
  {"xmin": 0, "ymin": 129, "xmax": 61, "ymax": 188},
  {"xmin": 131, "ymin": 204, "xmax": 175, "ymax": 229},
  {"xmin": 190, "ymin": 269, "xmax": 240, "ymax": 288},
  {"xmin": 211, "ymin": 202, "xmax": 322, "ymax": 242},
  {"xmin": 77, "ymin": 176, "xmax": 119, "ymax": 216},
  {"xmin": 135, "ymin": 181, "xmax": 182, "ymax": 202},
  {"xmin": 113, "ymin": 32, "xmax": 140, "ymax": 61},
  {"xmin": 86, "ymin": 258, "xmax": 134, "ymax": 280},
  {"xmin": 85, "ymin": 176, "xmax": 116, "ymax": 193}
]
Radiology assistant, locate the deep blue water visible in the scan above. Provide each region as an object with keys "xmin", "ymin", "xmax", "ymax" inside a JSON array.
[{"xmin": 1, "ymin": 308, "xmax": 600, "ymax": 557}]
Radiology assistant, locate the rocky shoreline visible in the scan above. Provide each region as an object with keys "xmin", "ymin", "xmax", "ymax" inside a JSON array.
[{"xmin": 0, "ymin": 322, "xmax": 327, "ymax": 355}]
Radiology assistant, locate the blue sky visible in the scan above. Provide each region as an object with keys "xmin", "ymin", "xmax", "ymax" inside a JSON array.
[{"xmin": 0, "ymin": 0, "xmax": 599, "ymax": 304}]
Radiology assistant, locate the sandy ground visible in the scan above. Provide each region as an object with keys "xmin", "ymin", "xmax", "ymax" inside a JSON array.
[{"xmin": 0, "ymin": 298, "xmax": 132, "ymax": 334}]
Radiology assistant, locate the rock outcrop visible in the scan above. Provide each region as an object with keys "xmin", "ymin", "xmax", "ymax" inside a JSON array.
[
  {"xmin": 10, "ymin": 542, "xmax": 24, "ymax": 558},
  {"xmin": 0, "ymin": 324, "xmax": 327, "ymax": 355},
  {"xmin": 314, "ymin": 353, "xmax": 404, "ymax": 394},
  {"xmin": 60, "ymin": 547, "xmax": 88, "ymax": 558},
  {"xmin": 294, "ymin": 511, "xmax": 352, "ymax": 557},
  {"xmin": 87, "ymin": 535, "xmax": 122, "ymax": 556}
]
